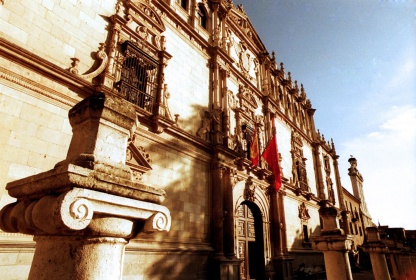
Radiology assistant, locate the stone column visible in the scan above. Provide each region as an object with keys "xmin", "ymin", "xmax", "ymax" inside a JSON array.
[
  {"xmin": 362, "ymin": 227, "xmax": 391, "ymax": 280},
  {"xmin": 388, "ymin": 253, "xmax": 403, "ymax": 280},
  {"xmin": 311, "ymin": 201, "xmax": 353, "ymax": 280},
  {"xmin": 0, "ymin": 93, "xmax": 171, "ymax": 280}
]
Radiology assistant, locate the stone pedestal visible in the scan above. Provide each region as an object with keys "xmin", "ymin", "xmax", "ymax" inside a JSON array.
[
  {"xmin": 273, "ymin": 255, "xmax": 294, "ymax": 280},
  {"xmin": 215, "ymin": 257, "xmax": 241, "ymax": 280},
  {"xmin": 0, "ymin": 93, "xmax": 171, "ymax": 280},
  {"xmin": 362, "ymin": 227, "xmax": 391, "ymax": 280},
  {"xmin": 311, "ymin": 201, "xmax": 353, "ymax": 280}
]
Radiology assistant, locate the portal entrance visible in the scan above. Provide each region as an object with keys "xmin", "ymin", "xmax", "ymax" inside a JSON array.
[{"xmin": 237, "ymin": 202, "xmax": 266, "ymax": 280}]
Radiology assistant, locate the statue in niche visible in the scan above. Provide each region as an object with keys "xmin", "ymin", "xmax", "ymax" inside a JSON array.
[
  {"xmin": 244, "ymin": 178, "xmax": 256, "ymax": 202},
  {"xmin": 161, "ymin": 84, "xmax": 173, "ymax": 120},
  {"xmin": 326, "ymin": 176, "xmax": 335, "ymax": 204},
  {"xmin": 239, "ymin": 50, "xmax": 250, "ymax": 73},
  {"xmin": 232, "ymin": 127, "xmax": 244, "ymax": 155},
  {"xmin": 298, "ymin": 202, "xmax": 310, "ymax": 220},
  {"xmin": 228, "ymin": 90, "xmax": 237, "ymax": 109},
  {"xmin": 197, "ymin": 111, "xmax": 211, "ymax": 140}
]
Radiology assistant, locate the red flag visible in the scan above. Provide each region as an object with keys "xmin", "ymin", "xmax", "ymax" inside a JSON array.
[
  {"xmin": 262, "ymin": 134, "xmax": 282, "ymax": 190},
  {"xmin": 250, "ymin": 129, "xmax": 259, "ymax": 166}
]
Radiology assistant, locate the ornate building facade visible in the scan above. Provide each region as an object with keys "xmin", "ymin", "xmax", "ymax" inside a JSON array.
[{"xmin": 0, "ymin": 1, "xmax": 393, "ymax": 279}]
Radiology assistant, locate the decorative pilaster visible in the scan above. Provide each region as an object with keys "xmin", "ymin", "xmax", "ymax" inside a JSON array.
[
  {"xmin": 271, "ymin": 187, "xmax": 294, "ymax": 280},
  {"xmin": 0, "ymin": 93, "xmax": 171, "ymax": 280},
  {"xmin": 211, "ymin": 158, "xmax": 225, "ymax": 258},
  {"xmin": 311, "ymin": 201, "xmax": 353, "ymax": 280},
  {"xmin": 223, "ymin": 168, "xmax": 236, "ymax": 259},
  {"xmin": 362, "ymin": 227, "xmax": 391, "ymax": 280},
  {"xmin": 211, "ymin": 159, "xmax": 241, "ymax": 280}
]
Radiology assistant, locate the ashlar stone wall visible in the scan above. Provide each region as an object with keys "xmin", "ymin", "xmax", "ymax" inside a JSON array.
[
  {"xmin": 163, "ymin": 26, "xmax": 210, "ymax": 135},
  {"xmin": 0, "ymin": 82, "xmax": 72, "ymax": 207},
  {"xmin": 0, "ymin": 0, "xmax": 115, "ymax": 72}
]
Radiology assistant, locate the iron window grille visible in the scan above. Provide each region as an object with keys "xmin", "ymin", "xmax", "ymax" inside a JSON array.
[{"xmin": 117, "ymin": 41, "xmax": 159, "ymax": 113}]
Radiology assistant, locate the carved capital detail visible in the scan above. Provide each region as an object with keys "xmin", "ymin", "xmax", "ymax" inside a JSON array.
[{"xmin": 0, "ymin": 187, "xmax": 171, "ymax": 236}]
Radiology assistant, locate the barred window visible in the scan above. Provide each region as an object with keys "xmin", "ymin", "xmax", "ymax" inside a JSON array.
[{"xmin": 118, "ymin": 41, "xmax": 159, "ymax": 113}]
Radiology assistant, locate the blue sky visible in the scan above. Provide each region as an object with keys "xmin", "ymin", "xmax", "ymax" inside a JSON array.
[{"xmin": 238, "ymin": 0, "xmax": 416, "ymax": 229}]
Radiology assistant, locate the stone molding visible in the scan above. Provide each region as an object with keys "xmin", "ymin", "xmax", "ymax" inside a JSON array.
[{"xmin": 0, "ymin": 37, "xmax": 95, "ymax": 99}]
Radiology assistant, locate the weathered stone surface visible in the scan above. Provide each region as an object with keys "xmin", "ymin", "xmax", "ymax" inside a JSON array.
[
  {"xmin": 311, "ymin": 202, "xmax": 354, "ymax": 280},
  {"xmin": 0, "ymin": 93, "xmax": 171, "ymax": 280}
]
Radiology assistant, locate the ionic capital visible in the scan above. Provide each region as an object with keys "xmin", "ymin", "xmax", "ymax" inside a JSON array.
[{"xmin": 0, "ymin": 187, "xmax": 171, "ymax": 237}]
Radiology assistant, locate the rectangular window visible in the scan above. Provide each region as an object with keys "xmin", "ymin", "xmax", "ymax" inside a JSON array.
[
  {"xmin": 118, "ymin": 41, "xmax": 159, "ymax": 113},
  {"xmin": 177, "ymin": 0, "xmax": 187, "ymax": 10},
  {"xmin": 303, "ymin": 225, "xmax": 309, "ymax": 243}
]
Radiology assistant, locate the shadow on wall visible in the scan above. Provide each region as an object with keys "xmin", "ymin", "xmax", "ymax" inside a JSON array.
[
  {"xmin": 123, "ymin": 103, "xmax": 213, "ymax": 279},
  {"xmin": 292, "ymin": 225, "xmax": 326, "ymax": 279}
]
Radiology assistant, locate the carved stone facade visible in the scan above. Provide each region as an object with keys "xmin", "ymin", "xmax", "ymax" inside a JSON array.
[{"xmin": 0, "ymin": 1, "xmax": 398, "ymax": 280}]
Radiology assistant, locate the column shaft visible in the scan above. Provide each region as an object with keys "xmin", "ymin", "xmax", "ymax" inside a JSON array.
[
  {"xmin": 29, "ymin": 236, "xmax": 127, "ymax": 280},
  {"xmin": 369, "ymin": 253, "xmax": 391, "ymax": 280},
  {"xmin": 323, "ymin": 251, "xmax": 352, "ymax": 280}
]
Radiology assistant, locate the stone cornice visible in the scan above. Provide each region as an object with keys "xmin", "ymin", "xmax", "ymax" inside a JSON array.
[
  {"xmin": 127, "ymin": 239, "xmax": 213, "ymax": 253},
  {"xmin": 0, "ymin": 37, "xmax": 95, "ymax": 100},
  {"xmin": 0, "ymin": 65, "xmax": 78, "ymax": 108},
  {"xmin": 135, "ymin": 124, "xmax": 213, "ymax": 164}
]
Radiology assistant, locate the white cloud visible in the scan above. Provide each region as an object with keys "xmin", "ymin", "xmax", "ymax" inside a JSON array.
[{"xmin": 339, "ymin": 106, "xmax": 416, "ymax": 229}]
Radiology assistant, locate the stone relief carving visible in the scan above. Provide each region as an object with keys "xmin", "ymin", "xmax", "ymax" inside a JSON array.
[
  {"xmin": 136, "ymin": 24, "xmax": 149, "ymax": 39},
  {"xmin": 238, "ymin": 42, "xmax": 251, "ymax": 73},
  {"xmin": 227, "ymin": 90, "xmax": 237, "ymax": 109},
  {"xmin": 244, "ymin": 177, "xmax": 256, "ymax": 202}
]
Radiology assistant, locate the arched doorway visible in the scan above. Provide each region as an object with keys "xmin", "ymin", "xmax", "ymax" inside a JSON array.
[{"xmin": 237, "ymin": 201, "xmax": 266, "ymax": 280}]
